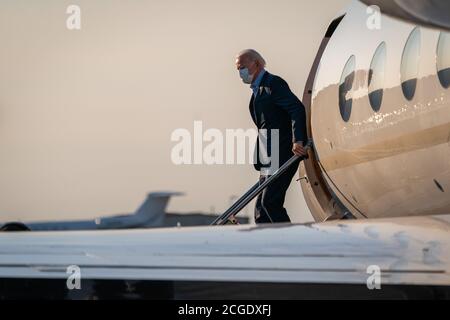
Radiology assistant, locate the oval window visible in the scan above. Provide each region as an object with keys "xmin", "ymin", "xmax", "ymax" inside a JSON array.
[
  {"xmin": 437, "ymin": 32, "xmax": 450, "ymax": 89},
  {"xmin": 368, "ymin": 42, "xmax": 387, "ymax": 112},
  {"xmin": 339, "ymin": 55, "xmax": 355, "ymax": 122},
  {"xmin": 401, "ymin": 27, "xmax": 421, "ymax": 101}
]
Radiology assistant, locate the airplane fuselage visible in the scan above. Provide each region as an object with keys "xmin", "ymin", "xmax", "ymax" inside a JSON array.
[{"xmin": 301, "ymin": 1, "xmax": 450, "ymax": 221}]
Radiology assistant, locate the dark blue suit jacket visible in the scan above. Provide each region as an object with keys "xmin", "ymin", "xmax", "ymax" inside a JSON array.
[{"xmin": 249, "ymin": 72, "xmax": 308, "ymax": 171}]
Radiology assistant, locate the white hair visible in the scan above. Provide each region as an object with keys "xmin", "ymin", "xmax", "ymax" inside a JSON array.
[{"xmin": 238, "ymin": 49, "xmax": 266, "ymax": 67}]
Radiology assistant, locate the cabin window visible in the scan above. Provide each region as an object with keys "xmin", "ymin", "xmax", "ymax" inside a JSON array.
[
  {"xmin": 368, "ymin": 42, "xmax": 387, "ymax": 112},
  {"xmin": 339, "ymin": 55, "xmax": 355, "ymax": 122},
  {"xmin": 437, "ymin": 32, "xmax": 450, "ymax": 89},
  {"xmin": 401, "ymin": 27, "xmax": 421, "ymax": 101}
]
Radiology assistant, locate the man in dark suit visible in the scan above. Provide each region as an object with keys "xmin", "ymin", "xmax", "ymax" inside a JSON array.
[{"xmin": 235, "ymin": 49, "xmax": 308, "ymax": 224}]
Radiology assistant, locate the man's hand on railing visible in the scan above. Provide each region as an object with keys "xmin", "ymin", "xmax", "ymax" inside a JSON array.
[{"xmin": 293, "ymin": 141, "xmax": 307, "ymax": 157}]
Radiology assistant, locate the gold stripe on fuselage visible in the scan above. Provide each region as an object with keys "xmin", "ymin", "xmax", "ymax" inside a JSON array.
[{"xmin": 320, "ymin": 122, "xmax": 450, "ymax": 171}]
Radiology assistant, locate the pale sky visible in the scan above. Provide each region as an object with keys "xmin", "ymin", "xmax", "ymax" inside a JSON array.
[{"xmin": 0, "ymin": 0, "xmax": 349, "ymax": 223}]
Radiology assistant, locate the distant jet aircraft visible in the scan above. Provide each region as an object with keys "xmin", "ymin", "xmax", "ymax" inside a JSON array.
[{"xmin": 0, "ymin": 192, "xmax": 183, "ymax": 231}]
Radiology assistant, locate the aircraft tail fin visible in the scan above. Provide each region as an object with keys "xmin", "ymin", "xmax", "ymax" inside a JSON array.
[{"xmin": 134, "ymin": 191, "xmax": 184, "ymax": 227}]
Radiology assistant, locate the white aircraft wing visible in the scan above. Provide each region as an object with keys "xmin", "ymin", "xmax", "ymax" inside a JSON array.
[{"xmin": 1, "ymin": 215, "xmax": 449, "ymax": 287}]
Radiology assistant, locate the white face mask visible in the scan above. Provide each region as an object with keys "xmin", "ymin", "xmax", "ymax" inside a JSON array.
[{"xmin": 239, "ymin": 68, "xmax": 254, "ymax": 84}]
